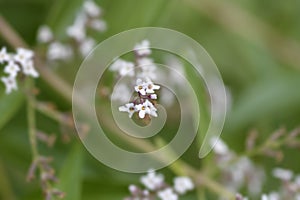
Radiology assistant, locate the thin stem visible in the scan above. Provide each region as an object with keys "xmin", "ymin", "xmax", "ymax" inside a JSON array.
[
  {"xmin": 35, "ymin": 102, "xmax": 73, "ymax": 128},
  {"xmin": 0, "ymin": 15, "xmax": 27, "ymax": 48},
  {"xmin": 27, "ymin": 79, "xmax": 39, "ymax": 159}
]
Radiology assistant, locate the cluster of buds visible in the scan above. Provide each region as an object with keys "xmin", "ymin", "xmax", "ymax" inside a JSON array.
[
  {"xmin": 109, "ymin": 40, "xmax": 161, "ymax": 119},
  {"xmin": 0, "ymin": 47, "xmax": 39, "ymax": 94},
  {"xmin": 37, "ymin": 0, "xmax": 106, "ymax": 60},
  {"xmin": 211, "ymin": 127, "xmax": 300, "ymax": 199},
  {"xmin": 210, "ymin": 136, "xmax": 266, "ymax": 196},
  {"xmin": 125, "ymin": 170, "xmax": 194, "ymax": 200},
  {"xmin": 27, "ymin": 156, "xmax": 64, "ymax": 200}
]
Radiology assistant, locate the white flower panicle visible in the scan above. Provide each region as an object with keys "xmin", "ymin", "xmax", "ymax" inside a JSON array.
[
  {"xmin": 125, "ymin": 170, "xmax": 194, "ymax": 200},
  {"xmin": 119, "ymin": 79, "xmax": 159, "ymax": 119},
  {"xmin": 37, "ymin": 0, "xmax": 106, "ymax": 61},
  {"xmin": 0, "ymin": 47, "xmax": 39, "ymax": 94},
  {"xmin": 110, "ymin": 40, "xmax": 161, "ymax": 119}
]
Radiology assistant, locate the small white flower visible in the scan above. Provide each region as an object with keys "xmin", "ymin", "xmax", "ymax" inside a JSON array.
[
  {"xmin": 1, "ymin": 76, "xmax": 18, "ymax": 94},
  {"xmin": 150, "ymin": 94, "xmax": 157, "ymax": 99},
  {"xmin": 4, "ymin": 61, "xmax": 20, "ymax": 77},
  {"xmin": 0, "ymin": 47, "xmax": 10, "ymax": 64},
  {"xmin": 119, "ymin": 61, "xmax": 134, "ymax": 77},
  {"xmin": 90, "ymin": 19, "xmax": 107, "ymax": 32},
  {"xmin": 173, "ymin": 177, "xmax": 194, "ymax": 194},
  {"xmin": 134, "ymin": 79, "xmax": 146, "ymax": 95},
  {"xmin": 137, "ymin": 57, "xmax": 157, "ymax": 80},
  {"xmin": 209, "ymin": 136, "xmax": 229, "ymax": 155},
  {"xmin": 111, "ymin": 84, "xmax": 131, "ymax": 103},
  {"xmin": 22, "ymin": 60, "xmax": 39, "ymax": 78},
  {"xmin": 145, "ymin": 100, "xmax": 158, "ymax": 117},
  {"xmin": 137, "ymin": 57, "xmax": 156, "ymax": 69},
  {"xmin": 47, "ymin": 42, "xmax": 73, "ymax": 61},
  {"xmin": 119, "ymin": 103, "xmax": 136, "ymax": 118},
  {"xmin": 135, "ymin": 102, "xmax": 150, "ymax": 119},
  {"xmin": 144, "ymin": 78, "xmax": 160, "ymax": 94},
  {"xmin": 134, "ymin": 40, "xmax": 151, "ymax": 57},
  {"xmin": 83, "ymin": 0, "xmax": 101, "ymax": 17},
  {"xmin": 66, "ymin": 22, "xmax": 86, "ymax": 42},
  {"xmin": 37, "ymin": 25, "xmax": 53, "ymax": 43},
  {"xmin": 109, "ymin": 59, "xmax": 122, "ymax": 71},
  {"xmin": 140, "ymin": 170, "xmax": 164, "ymax": 190},
  {"xmin": 261, "ymin": 194, "xmax": 268, "ymax": 200},
  {"xmin": 110, "ymin": 59, "xmax": 135, "ymax": 77},
  {"xmin": 79, "ymin": 37, "xmax": 96, "ymax": 57},
  {"xmin": 272, "ymin": 168, "xmax": 293, "ymax": 181},
  {"xmin": 158, "ymin": 188, "xmax": 178, "ymax": 200},
  {"xmin": 128, "ymin": 184, "xmax": 139, "ymax": 194},
  {"xmin": 142, "ymin": 190, "xmax": 150, "ymax": 196},
  {"xmin": 14, "ymin": 48, "xmax": 34, "ymax": 66}
]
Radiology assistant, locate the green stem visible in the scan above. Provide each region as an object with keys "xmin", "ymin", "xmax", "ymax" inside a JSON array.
[{"xmin": 26, "ymin": 79, "xmax": 39, "ymax": 159}]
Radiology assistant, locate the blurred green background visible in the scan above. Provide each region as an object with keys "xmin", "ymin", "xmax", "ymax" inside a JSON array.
[{"xmin": 0, "ymin": 0, "xmax": 300, "ymax": 199}]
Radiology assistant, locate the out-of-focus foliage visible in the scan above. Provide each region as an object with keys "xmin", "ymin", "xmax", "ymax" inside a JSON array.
[{"xmin": 0, "ymin": 0, "xmax": 300, "ymax": 199}]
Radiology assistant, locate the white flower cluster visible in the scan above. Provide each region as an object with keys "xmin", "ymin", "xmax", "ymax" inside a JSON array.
[
  {"xmin": 0, "ymin": 47, "xmax": 39, "ymax": 94},
  {"xmin": 210, "ymin": 137, "xmax": 265, "ymax": 197},
  {"xmin": 118, "ymin": 78, "xmax": 160, "ymax": 119},
  {"xmin": 125, "ymin": 170, "xmax": 194, "ymax": 200},
  {"xmin": 109, "ymin": 40, "xmax": 161, "ymax": 119},
  {"xmin": 212, "ymin": 138, "xmax": 300, "ymax": 200},
  {"xmin": 37, "ymin": 0, "xmax": 106, "ymax": 60},
  {"xmin": 109, "ymin": 40, "xmax": 157, "ymax": 80}
]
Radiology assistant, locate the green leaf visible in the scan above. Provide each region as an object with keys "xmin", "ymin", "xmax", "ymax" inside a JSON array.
[
  {"xmin": 56, "ymin": 143, "xmax": 84, "ymax": 200},
  {"xmin": 0, "ymin": 90, "xmax": 24, "ymax": 131},
  {"xmin": 227, "ymin": 72, "xmax": 300, "ymax": 132}
]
